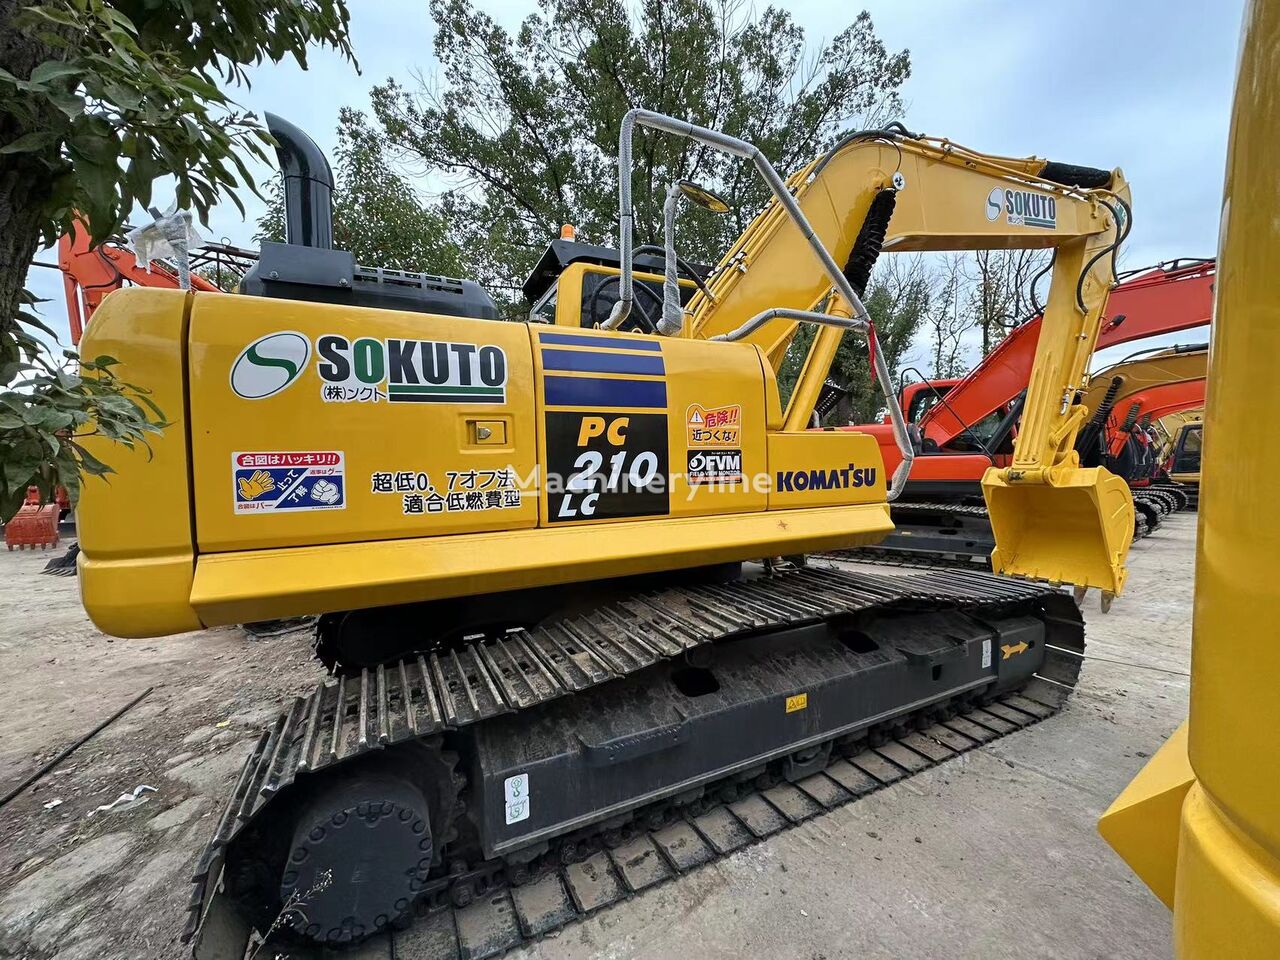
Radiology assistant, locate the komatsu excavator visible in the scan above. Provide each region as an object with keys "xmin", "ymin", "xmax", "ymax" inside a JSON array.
[
  {"xmin": 75, "ymin": 112, "xmax": 1133, "ymax": 955},
  {"xmin": 1100, "ymin": 3, "xmax": 1280, "ymax": 954}
]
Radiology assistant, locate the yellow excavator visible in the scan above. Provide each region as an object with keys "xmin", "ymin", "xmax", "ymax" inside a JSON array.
[
  {"xmin": 1099, "ymin": 3, "xmax": 1280, "ymax": 953},
  {"xmin": 76, "ymin": 111, "xmax": 1134, "ymax": 955},
  {"xmin": 1163, "ymin": 415, "xmax": 1203, "ymax": 506}
]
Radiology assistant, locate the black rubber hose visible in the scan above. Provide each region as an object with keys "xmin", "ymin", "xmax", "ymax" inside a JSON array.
[
  {"xmin": 1076, "ymin": 194, "xmax": 1132, "ymax": 313},
  {"xmin": 1029, "ymin": 252, "xmax": 1056, "ymax": 318},
  {"xmin": 1040, "ymin": 161, "xmax": 1113, "ymax": 189},
  {"xmin": 811, "ymin": 122, "xmax": 917, "ymax": 178},
  {"xmin": 813, "ymin": 188, "xmax": 899, "ymax": 420}
]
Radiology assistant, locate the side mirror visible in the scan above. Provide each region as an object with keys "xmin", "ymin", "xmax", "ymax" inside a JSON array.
[{"xmin": 676, "ymin": 179, "xmax": 731, "ymax": 215}]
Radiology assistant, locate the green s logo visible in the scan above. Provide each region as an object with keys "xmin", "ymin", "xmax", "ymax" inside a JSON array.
[{"xmin": 230, "ymin": 332, "xmax": 311, "ymax": 400}]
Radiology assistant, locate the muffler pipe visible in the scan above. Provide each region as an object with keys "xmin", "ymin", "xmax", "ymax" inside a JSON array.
[{"xmin": 266, "ymin": 112, "xmax": 336, "ymax": 250}]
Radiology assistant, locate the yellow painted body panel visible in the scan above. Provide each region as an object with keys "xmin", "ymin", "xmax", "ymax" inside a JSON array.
[
  {"xmin": 766, "ymin": 432, "xmax": 885, "ymax": 509},
  {"xmin": 1101, "ymin": 4, "xmax": 1280, "ymax": 956},
  {"xmin": 77, "ymin": 288, "xmax": 202, "ymax": 637},
  {"xmin": 78, "ymin": 287, "xmax": 893, "ymax": 638},
  {"xmin": 189, "ymin": 293, "xmax": 540, "ymax": 552},
  {"xmin": 189, "ymin": 502, "xmax": 892, "ymax": 627},
  {"xmin": 529, "ymin": 325, "xmax": 769, "ymax": 521},
  {"xmin": 1097, "ymin": 722, "xmax": 1193, "ymax": 908}
]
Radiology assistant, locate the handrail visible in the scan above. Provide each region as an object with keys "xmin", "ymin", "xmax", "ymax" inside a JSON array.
[
  {"xmin": 603, "ymin": 109, "xmax": 913, "ymax": 501},
  {"xmin": 712, "ymin": 307, "xmax": 913, "ymax": 498}
]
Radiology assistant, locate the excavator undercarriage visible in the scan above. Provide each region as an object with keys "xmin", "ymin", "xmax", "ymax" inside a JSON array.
[{"xmin": 190, "ymin": 560, "xmax": 1081, "ymax": 957}]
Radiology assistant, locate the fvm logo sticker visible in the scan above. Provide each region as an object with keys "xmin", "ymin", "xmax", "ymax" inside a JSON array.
[
  {"xmin": 230, "ymin": 332, "xmax": 310, "ymax": 399},
  {"xmin": 985, "ymin": 186, "xmax": 1057, "ymax": 229},
  {"xmin": 233, "ymin": 451, "xmax": 345, "ymax": 514},
  {"xmin": 316, "ymin": 335, "xmax": 507, "ymax": 404},
  {"xmin": 687, "ymin": 449, "xmax": 743, "ymax": 484}
]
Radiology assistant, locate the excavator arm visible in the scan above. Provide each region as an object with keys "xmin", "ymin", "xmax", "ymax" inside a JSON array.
[
  {"xmin": 653, "ymin": 122, "xmax": 1135, "ymax": 591},
  {"xmin": 59, "ymin": 228, "xmax": 220, "ymax": 345}
]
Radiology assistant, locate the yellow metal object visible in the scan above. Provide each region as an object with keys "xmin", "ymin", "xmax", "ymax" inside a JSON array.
[
  {"xmin": 1097, "ymin": 722, "xmax": 1193, "ymax": 908},
  {"xmin": 76, "ymin": 288, "xmax": 203, "ymax": 637},
  {"xmin": 79, "ymin": 285, "xmax": 892, "ymax": 637},
  {"xmin": 1101, "ymin": 5, "xmax": 1280, "ymax": 955},
  {"xmin": 187, "ymin": 503, "xmax": 892, "ymax": 630},
  {"xmin": 982, "ymin": 224, "xmax": 1135, "ymax": 594},
  {"xmin": 985, "ymin": 465, "xmax": 1133, "ymax": 594},
  {"xmin": 785, "ymin": 693, "xmax": 808, "ymax": 713}
]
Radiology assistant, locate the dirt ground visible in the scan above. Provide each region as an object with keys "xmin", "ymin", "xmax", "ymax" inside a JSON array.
[{"xmin": 0, "ymin": 517, "xmax": 1196, "ymax": 960}]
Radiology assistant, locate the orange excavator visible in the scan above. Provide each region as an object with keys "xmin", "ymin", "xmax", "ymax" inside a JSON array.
[
  {"xmin": 839, "ymin": 259, "xmax": 1214, "ymax": 565},
  {"xmin": 1075, "ymin": 345, "xmax": 1207, "ymax": 518}
]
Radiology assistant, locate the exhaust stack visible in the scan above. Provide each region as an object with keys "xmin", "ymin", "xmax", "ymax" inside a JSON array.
[
  {"xmin": 266, "ymin": 112, "xmax": 335, "ymax": 250},
  {"xmin": 239, "ymin": 114, "xmax": 498, "ymax": 320}
]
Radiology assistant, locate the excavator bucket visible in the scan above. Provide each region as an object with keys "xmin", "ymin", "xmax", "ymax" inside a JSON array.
[{"xmin": 982, "ymin": 465, "xmax": 1134, "ymax": 595}]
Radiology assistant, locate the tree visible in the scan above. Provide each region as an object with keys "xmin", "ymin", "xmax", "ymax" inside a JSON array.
[
  {"xmin": 924, "ymin": 254, "xmax": 971, "ymax": 379},
  {"xmin": 0, "ymin": 0, "xmax": 352, "ymax": 520},
  {"xmin": 966, "ymin": 248, "xmax": 1049, "ymax": 356},
  {"xmin": 367, "ymin": 0, "xmax": 910, "ymax": 293},
  {"xmin": 256, "ymin": 108, "xmax": 466, "ymax": 281}
]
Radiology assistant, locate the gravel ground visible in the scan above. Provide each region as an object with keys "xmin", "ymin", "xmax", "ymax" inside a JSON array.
[{"xmin": 0, "ymin": 516, "xmax": 1195, "ymax": 959}]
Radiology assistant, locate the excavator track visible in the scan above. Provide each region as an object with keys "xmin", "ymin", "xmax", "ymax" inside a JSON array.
[{"xmin": 188, "ymin": 562, "xmax": 1083, "ymax": 960}]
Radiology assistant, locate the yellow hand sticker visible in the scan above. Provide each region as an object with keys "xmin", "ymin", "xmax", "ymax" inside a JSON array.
[{"xmin": 237, "ymin": 470, "xmax": 276, "ymax": 501}]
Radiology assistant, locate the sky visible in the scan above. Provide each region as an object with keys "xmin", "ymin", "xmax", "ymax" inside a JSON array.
[{"xmin": 28, "ymin": 0, "xmax": 1245, "ymax": 372}]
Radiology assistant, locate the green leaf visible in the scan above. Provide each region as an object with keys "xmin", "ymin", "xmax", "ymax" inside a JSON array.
[
  {"xmin": 30, "ymin": 60, "xmax": 84, "ymax": 86},
  {"xmin": 47, "ymin": 90, "xmax": 86, "ymax": 119},
  {"xmin": 0, "ymin": 130, "xmax": 59, "ymax": 155}
]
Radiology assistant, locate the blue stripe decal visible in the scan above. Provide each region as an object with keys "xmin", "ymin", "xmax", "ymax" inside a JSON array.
[
  {"xmin": 541, "ymin": 348, "xmax": 665, "ymax": 376},
  {"xmin": 544, "ymin": 375, "xmax": 668, "ymax": 409},
  {"xmin": 538, "ymin": 331, "xmax": 663, "ymax": 352}
]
